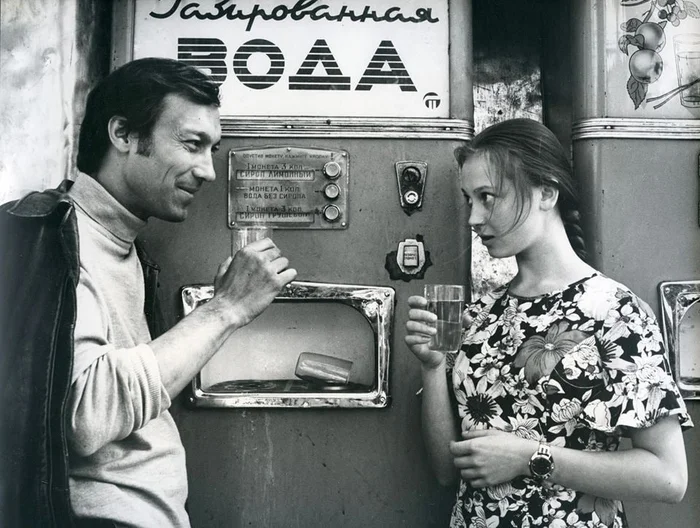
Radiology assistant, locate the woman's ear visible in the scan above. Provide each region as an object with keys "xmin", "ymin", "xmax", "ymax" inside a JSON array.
[
  {"xmin": 539, "ymin": 183, "xmax": 559, "ymax": 211},
  {"xmin": 107, "ymin": 116, "xmax": 132, "ymax": 153}
]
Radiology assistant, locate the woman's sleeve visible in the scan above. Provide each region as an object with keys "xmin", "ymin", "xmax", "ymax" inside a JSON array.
[{"xmin": 581, "ymin": 293, "xmax": 693, "ymax": 435}]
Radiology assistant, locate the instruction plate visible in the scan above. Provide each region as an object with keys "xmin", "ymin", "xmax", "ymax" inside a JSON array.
[{"xmin": 228, "ymin": 146, "xmax": 349, "ymax": 229}]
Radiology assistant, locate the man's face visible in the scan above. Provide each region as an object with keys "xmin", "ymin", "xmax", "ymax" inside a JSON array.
[{"xmin": 120, "ymin": 93, "xmax": 221, "ymax": 222}]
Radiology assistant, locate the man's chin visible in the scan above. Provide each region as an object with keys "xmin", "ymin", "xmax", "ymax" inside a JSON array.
[{"xmin": 158, "ymin": 209, "xmax": 189, "ymax": 223}]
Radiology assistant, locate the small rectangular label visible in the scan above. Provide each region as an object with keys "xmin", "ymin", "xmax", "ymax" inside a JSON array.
[
  {"xmin": 236, "ymin": 211, "xmax": 315, "ymax": 224},
  {"xmin": 236, "ymin": 170, "xmax": 315, "ymax": 181},
  {"xmin": 403, "ymin": 245, "xmax": 419, "ymax": 267}
]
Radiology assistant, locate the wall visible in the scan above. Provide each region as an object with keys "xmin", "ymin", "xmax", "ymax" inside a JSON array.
[{"xmin": 0, "ymin": 0, "xmax": 110, "ymax": 202}]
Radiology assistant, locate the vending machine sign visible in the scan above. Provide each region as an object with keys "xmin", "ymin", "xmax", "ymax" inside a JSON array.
[
  {"xmin": 229, "ymin": 146, "xmax": 349, "ymax": 229},
  {"xmin": 129, "ymin": 0, "xmax": 450, "ymax": 118}
]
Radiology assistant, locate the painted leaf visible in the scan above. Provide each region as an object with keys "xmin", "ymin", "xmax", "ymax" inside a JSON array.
[
  {"xmin": 629, "ymin": 34, "xmax": 645, "ymax": 49},
  {"xmin": 618, "ymin": 35, "xmax": 632, "ymax": 55},
  {"xmin": 620, "ymin": 18, "xmax": 642, "ymax": 32},
  {"xmin": 686, "ymin": 2, "xmax": 700, "ymax": 18},
  {"xmin": 627, "ymin": 75, "xmax": 648, "ymax": 109}
]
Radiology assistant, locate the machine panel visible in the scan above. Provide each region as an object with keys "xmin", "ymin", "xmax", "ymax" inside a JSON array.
[{"xmin": 229, "ymin": 146, "xmax": 349, "ymax": 229}]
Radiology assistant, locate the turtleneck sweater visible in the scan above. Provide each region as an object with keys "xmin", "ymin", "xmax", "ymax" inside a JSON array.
[{"xmin": 66, "ymin": 174, "xmax": 189, "ymax": 527}]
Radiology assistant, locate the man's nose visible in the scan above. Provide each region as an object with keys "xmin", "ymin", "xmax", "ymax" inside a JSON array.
[{"xmin": 194, "ymin": 153, "xmax": 216, "ymax": 182}]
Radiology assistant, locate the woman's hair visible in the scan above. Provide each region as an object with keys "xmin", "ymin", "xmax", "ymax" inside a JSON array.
[
  {"xmin": 455, "ymin": 118, "xmax": 588, "ymax": 262},
  {"xmin": 77, "ymin": 57, "xmax": 221, "ymax": 175}
]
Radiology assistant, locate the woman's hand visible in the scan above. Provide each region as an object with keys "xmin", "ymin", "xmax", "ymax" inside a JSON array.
[
  {"xmin": 404, "ymin": 295, "xmax": 446, "ymax": 369},
  {"xmin": 450, "ymin": 429, "xmax": 536, "ymax": 488}
]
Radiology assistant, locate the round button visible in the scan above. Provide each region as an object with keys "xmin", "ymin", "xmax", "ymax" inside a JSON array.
[
  {"xmin": 323, "ymin": 183, "xmax": 340, "ymax": 200},
  {"xmin": 402, "ymin": 167, "xmax": 421, "ymax": 184},
  {"xmin": 323, "ymin": 161, "xmax": 342, "ymax": 179},
  {"xmin": 404, "ymin": 190, "xmax": 419, "ymax": 205},
  {"xmin": 322, "ymin": 204, "xmax": 341, "ymax": 222}
]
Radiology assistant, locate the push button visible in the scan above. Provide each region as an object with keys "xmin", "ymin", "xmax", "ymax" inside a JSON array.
[
  {"xmin": 403, "ymin": 190, "xmax": 419, "ymax": 205},
  {"xmin": 323, "ymin": 161, "xmax": 341, "ymax": 179},
  {"xmin": 323, "ymin": 183, "xmax": 340, "ymax": 200},
  {"xmin": 322, "ymin": 204, "xmax": 341, "ymax": 222}
]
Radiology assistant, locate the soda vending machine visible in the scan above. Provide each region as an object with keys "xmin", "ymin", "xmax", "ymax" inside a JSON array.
[
  {"xmin": 112, "ymin": 0, "xmax": 472, "ymax": 525},
  {"xmin": 572, "ymin": 1, "xmax": 700, "ymax": 525}
]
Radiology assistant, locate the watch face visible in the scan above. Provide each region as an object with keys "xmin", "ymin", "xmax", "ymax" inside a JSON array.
[{"xmin": 530, "ymin": 455, "xmax": 552, "ymax": 476}]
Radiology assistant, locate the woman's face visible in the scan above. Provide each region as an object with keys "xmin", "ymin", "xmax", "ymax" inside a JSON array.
[{"xmin": 461, "ymin": 154, "xmax": 544, "ymax": 259}]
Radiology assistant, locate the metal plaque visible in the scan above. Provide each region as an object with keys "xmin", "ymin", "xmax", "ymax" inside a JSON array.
[{"xmin": 229, "ymin": 146, "xmax": 349, "ymax": 229}]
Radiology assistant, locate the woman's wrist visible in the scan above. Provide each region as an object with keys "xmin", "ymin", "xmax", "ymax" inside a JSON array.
[
  {"xmin": 521, "ymin": 439, "xmax": 540, "ymax": 477},
  {"xmin": 420, "ymin": 357, "xmax": 447, "ymax": 374}
]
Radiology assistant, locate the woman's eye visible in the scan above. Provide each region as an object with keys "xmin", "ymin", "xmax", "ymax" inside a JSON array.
[{"xmin": 480, "ymin": 193, "xmax": 495, "ymax": 207}]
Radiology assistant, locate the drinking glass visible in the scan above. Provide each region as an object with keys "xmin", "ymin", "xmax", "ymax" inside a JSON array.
[
  {"xmin": 423, "ymin": 284, "xmax": 465, "ymax": 352},
  {"xmin": 232, "ymin": 225, "xmax": 272, "ymax": 254},
  {"xmin": 674, "ymin": 34, "xmax": 700, "ymax": 108}
]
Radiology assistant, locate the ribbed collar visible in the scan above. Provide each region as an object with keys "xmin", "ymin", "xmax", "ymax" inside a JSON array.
[{"xmin": 68, "ymin": 173, "xmax": 146, "ymax": 245}]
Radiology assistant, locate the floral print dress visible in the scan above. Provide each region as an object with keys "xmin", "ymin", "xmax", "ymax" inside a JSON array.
[{"xmin": 448, "ymin": 274, "xmax": 692, "ymax": 528}]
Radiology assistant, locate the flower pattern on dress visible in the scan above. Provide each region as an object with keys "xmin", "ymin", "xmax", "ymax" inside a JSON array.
[
  {"xmin": 448, "ymin": 274, "xmax": 692, "ymax": 528},
  {"xmin": 514, "ymin": 321, "xmax": 590, "ymax": 385}
]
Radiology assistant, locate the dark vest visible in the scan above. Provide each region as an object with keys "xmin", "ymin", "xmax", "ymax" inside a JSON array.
[{"xmin": 0, "ymin": 181, "xmax": 163, "ymax": 527}]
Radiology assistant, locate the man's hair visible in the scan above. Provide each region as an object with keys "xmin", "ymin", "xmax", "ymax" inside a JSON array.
[{"xmin": 77, "ymin": 58, "xmax": 220, "ymax": 175}]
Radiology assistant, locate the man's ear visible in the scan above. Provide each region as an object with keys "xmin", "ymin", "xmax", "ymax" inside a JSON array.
[
  {"xmin": 539, "ymin": 183, "xmax": 559, "ymax": 211},
  {"xmin": 107, "ymin": 116, "xmax": 133, "ymax": 153}
]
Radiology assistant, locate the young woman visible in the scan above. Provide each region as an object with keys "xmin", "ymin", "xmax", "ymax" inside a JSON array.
[{"xmin": 405, "ymin": 119, "xmax": 692, "ymax": 528}]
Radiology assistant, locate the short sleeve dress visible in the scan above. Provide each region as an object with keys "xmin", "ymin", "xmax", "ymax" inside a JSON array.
[{"xmin": 448, "ymin": 273, "xmax": 693, "ymax": 528}]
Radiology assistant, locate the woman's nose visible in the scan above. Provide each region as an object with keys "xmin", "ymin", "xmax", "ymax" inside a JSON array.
[{"xmin": 467, "ymin": 204, "xmax": 484, "ymax": 227}]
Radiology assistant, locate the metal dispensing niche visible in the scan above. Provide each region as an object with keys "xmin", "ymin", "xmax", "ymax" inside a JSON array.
[
  {"xmin": 659, "ymin": 280, "xmax": 700, "ymax": 400},
  {"xmin": 181, "ymin": 281, "xmax": 394, "ymax": 408},
  {"xmin": 229, "ymin": 146, "xmax": 349, "ymax": 229}
]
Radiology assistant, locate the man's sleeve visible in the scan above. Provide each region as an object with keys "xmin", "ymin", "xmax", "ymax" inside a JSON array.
[{"xmin": 67, "ymin": 269, "xmax": 171, "ymax": 457}]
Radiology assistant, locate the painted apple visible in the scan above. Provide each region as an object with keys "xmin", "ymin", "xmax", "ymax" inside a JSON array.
[
  {"xmin": 635, "ymin": 22, "xmax": 666, "ymax": 51},
  {"xmin": 629, "ymin": 49, "xmax": 664, "ymax": 83}
]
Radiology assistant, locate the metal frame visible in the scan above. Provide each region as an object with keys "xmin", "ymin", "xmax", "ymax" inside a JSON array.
[
  {"xmin": 573, "ymin": 118, "xmax": 700, "ymax": 141},
  {"xmin": 181, "ymin": 281, "xmax": 395, "ymax": 408},
  {"xmin": 659, "ymin": 280, "xmax": 700, "ymax": 400}
]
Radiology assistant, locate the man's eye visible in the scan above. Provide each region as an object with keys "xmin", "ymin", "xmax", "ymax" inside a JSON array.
[
  {"xmin": 184, "ymin": 140, "xmax": 201, "ymax": 151},
  {"xmin": 212, "ymin": 144, "xmax": 221, "ymax": 154}
]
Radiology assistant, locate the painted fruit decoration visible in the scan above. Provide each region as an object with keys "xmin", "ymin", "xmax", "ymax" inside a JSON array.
[{"xmin": 619, "ymin": 0, "xmax": 700, "ymax": 109}]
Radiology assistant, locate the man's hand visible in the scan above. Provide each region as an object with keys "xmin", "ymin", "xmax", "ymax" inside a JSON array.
[
  {"xmin": 213, "ymin": 237, "xmax": 297, "ymax": 327},
  {"xmin": 450, "ymin": 429, "xmax": 536, "ymax": 488},
  {"xmin": 149, "ymin": 237, "xmax": 296, "ymax": 398}
]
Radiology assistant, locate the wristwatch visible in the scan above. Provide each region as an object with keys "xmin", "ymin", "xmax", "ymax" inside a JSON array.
[{"xmin": 528, "ymin": 443, "xmax": 555, "ymax": 481}]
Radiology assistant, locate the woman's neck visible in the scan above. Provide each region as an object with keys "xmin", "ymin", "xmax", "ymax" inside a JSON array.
[{"xmin": 509, "ymin": 224, "xmax": 596, "ymax": 298}]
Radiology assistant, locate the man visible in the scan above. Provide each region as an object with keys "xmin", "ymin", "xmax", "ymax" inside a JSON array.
[{"xmin": 0, "ymin": 58, "xmax": 296, "ymax": 527}]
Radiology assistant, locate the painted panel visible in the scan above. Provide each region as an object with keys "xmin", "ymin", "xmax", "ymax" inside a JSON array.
[
  {"xmin": 126, "ymin": 0, "xmax": 450, "ymax": 118},
  {"xmin": 580, "ymin": 0, "xmax": 700, "ymax": 119}
]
